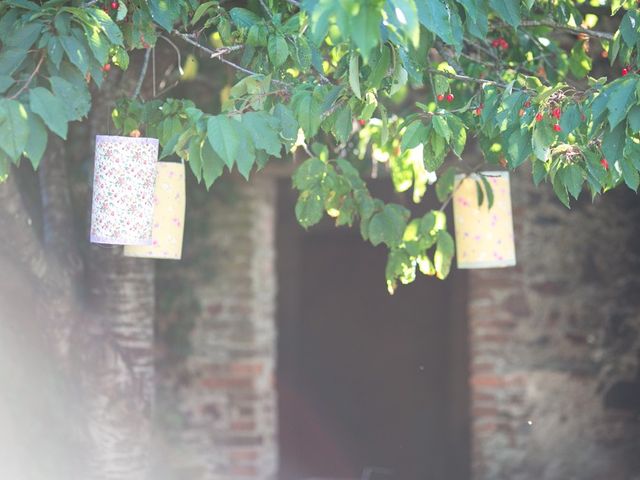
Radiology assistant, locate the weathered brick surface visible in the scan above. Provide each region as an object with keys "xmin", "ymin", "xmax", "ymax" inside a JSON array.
[
  {"xmin": 156, "ymin": 175, "xmax": 278, "ymax": 480},
  {"xmin": 469, "ymin": 170, "xmax": 640, "ymax": 480}
]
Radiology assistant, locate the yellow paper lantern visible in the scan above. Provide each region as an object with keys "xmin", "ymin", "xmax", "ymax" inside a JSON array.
[
  {"xmin": 452, "ymin": 171, "xmax": 516, "ymax": 269},
  {"xmin": 124, "ymin": 162, "xmax": 186, "ymax": 260}
]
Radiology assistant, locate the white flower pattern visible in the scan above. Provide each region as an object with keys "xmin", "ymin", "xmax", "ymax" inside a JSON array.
[{"xmin": 90, "ymin": 135, "xmax": 159, "ymax": 245}]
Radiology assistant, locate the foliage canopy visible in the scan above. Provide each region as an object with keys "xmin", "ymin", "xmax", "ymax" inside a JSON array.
[{"xmin": 1, "ymin": 0, "xmax": 639, "ymax": 291}]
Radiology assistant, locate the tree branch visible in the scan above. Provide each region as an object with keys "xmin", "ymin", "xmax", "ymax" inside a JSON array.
[
  {"xmin": 520, "ymin": 20, "xmax": 614, "ymax": 41},
  {"xmin": 132, "ymin": 48, "xmax": 152, "ymax": 99},
  {"xmin": 427, "ymin": 68, "xmax": 511, "ymax": 89},
  {"xmin": 8, "ymin": 50, "xmax": 45, "ymax": 100},
  {"xmin": 173, "ymin": 31, "xmax": 290, "ymax": 87}
]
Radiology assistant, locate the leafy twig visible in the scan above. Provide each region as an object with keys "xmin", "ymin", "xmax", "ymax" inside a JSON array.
[
  {"xmin": 520, "ymin": 20, "xmax": 614, "ymax": 41},
  {"xmin": 173, "ymin": 31, "xmax": 289, "ymax": 87},
  {"xmin": 132, "ymin": 48, "xmax": 152, "ymax": 99},
  {"xmin": 8, "ymin": 50, "xmax": 45, "ymax": 100},
  {"xmin": 427, "ymin": 68, "xmax": 510, "ymax": 89}
]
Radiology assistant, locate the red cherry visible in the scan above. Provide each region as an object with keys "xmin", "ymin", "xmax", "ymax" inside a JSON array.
[
  {"xmin": 518, "ymin": 109, "xmax": 525, "ymax": 117},
  {"xmin": 524, "ymin": 100, "xmax": 531, "ymax": 108},
  {"xmin": 491, "ymin": 39, "xmax": 500, "ymax": 48},
  {"xmin": 553, "ymin": 123, "xmax": 561, "ymax": 132},
  {"xmin": 622, "ymin": 68, "xmax": 629, "ymax": 76},
  {"xmin": 110, "ymin": 1, "xmax": 119, "ymax": 10},
  {"xmin": 600, "ymin": 158, "xmax": 609, "ymax": 170},
  {"xmin": 535, "ymin": 113, "xmax": 543, "ymax": 122},
  {"xmin": 552, "ymin": 108, "xmax": 561, "ymax": 119},
  {"xmin": 474, "ymin": 107, "xmax": 482, "ymax": 116},
  {"xmin": 101, "ymin": 63, "xmax": 111, "ymax": 72},
  {"xmin": 437, "ymin": 94, "xmax": 444, "ymax": 102},
  {"xmin": 446, "ymin": 93, "xmax": 454, "ymax": 102},
  {"xmin": 358, "ymin": 119, "xmax": 366, "ymax": 126}
]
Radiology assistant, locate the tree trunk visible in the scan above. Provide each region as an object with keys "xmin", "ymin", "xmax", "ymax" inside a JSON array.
[{"xmin": 0, "ymin": 50, "xmax": 159, "ymax": 479}]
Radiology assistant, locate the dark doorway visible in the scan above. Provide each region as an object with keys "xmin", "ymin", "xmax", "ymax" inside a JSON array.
[{"xmin": 276, "ymin": 179, "xmax": 470, "ymax": 480}]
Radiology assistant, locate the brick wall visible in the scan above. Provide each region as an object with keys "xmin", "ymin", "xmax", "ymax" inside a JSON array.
[
  {"xmin": 156, "ymin": 174, "xmax": 278, "ymax": 480},
  {"xmin": 468, "ymin": 170, "xmax": 640, "ymax": 479}
]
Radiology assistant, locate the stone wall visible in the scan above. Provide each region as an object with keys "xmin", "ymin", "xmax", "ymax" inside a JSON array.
[
  {"xmin": 468, "ymin": 170, "xmax": 640, "ymax": 480},
  {"xmin": 156, "ymin": 174, "xmax": 278, "ymax": 480}
]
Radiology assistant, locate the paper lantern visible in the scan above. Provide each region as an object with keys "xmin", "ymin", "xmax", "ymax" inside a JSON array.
[
  {"xmin": 124, "ymin": 162, "xmax": 186, "ymax": 260},
  {"xmin": 452, "ymin": 171, "xmax": 516, "ymax": 269},
  {"xmin": 90, "ymin": 135, "xmax": 159, "ymax": 245}
]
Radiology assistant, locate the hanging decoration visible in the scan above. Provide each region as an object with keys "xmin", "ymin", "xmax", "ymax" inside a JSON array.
[
  {"xmin": 452, "ymin": 171, "xmax": 516, "ymax": 269},
  {"xmin": 124, "ymin": 162, "xmax": 186, "ymax": 260},
  {"xmin": 90, "ymin": 135, "xmax": 159, "ymax": 245}
]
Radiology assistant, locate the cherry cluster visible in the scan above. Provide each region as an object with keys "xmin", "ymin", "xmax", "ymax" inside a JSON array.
[
  {"xmin": 491, "ymin": 37, "xmax": 509, "ymax": 51},
  {"xmin": 436, "ymin": 93, "xmax": 455, "ymax": 103},
  {"xmin": 102, "ymin": 1, "xmax": 119, "ymax": 13}
]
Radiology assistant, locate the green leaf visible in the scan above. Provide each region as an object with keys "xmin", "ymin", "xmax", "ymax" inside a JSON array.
[
  {"xmin": 273, "ymin": 104, "xmax": 299, "ymax": 144},
  {"xmin": 627, "ymin": 105, "xmax": 640, "ymax": 133},
  {"xmin": 30, "ymin": 87, "xmax": 69, "ymax": 140},
  {"xmin": 552, "ymin": 175, "xmax": 570, "ymax": 208},
  {"xmin": 292, "ymin": 157, "xmax": 326, "ymax": 190},
  {"xmin": 447, "ymin": 115, "xmax": 467, "ymax": 157},
  {"xmin": 188, "ymin": 137, "xmax": 203, "ymax": 182},
  {"xmin": 334, "ymin": 104, "xmax": 353, "ymax": 145},
  {"xmin": 368, "ymin": 44, "xmax": 391, "ymax": 89},
  {"xmin": 435, "ymin": 166, "xmax": 456, "ymax": 202},
  {"xmin": 561, "ymin": 164, "xmax": 584, "ymax": 199},
  {"xmin": 619, "ymin": 156, "xmax": 640, "ymax": 191},
  {"xmin": 558, "ymin": 104, "xmax": 581, "ymax": 136},
  {"xmin": 192, "ymin": 1, "xmax": 216, "ymax": 25},
  {"xmin": 479, "ymin": 174, "xmax": 494, "ymax": 208},
  {"xmin": 60, "ymin": 34, "xmax": 90, "ymax": 75},
  {"xmin": 489, "ymin": 0, "xmax": 520, "ymax": 27},
  {"xmin": 568, "ymin": 42, "xmax": 592, "ymax": 78},
  {"xmin": 241, "ymin": 111, "xmax": 282, "ymax": 156},
  {"xmin": 207, "ymin": 115, "xmax": 239, "ymax": 168},
  {"xmin": 507, "ymin": 127, "xmax": 532, "ymax": 167},
  {"xmin": 431, "ymin": 115, "xmax": 451, "ymax": 142},
  {"xmin": 293, "ymin": 35, "xmax": 312, "ymax": 71},
  {"xmin": 229, "ymin": 7, "xmax": 262, "ymax": 28},
  {"xmin": 148, "ymin": 0, "xmax": 180, "ymax": 31},
  {"xmin": 0, "ymin": 99, "xmax": 29, "ymax": 160},
  {"xmin": 49, "ymin": 76, "xmax": 91, "ymax": 122},
  {"xmin": 295, "ymin": 189, "xmax": 324, "ymax": 228},
  {"xmin": 457, "ymin": 0, "xmax": 488, "ymax": 38},
  {"xmin": 201, "ymin": 138, "xmax": 225, "ymax": 189},
  {"xmin": 601, "ymin": 121, "xmax": 626, "ymax": 165},
  {"xmin": 368, "ymin": 204, "xmax": 409, "ymax": 248},
  {"xmin": 350, "ymin": 0, "xmax": 382, "ymax": 61},
  {"xmin": 401, "ymin": 121, "xmax": 428, "ymax": 150},
  {"xmin": 294, "ymin": 91, "xmax": 322, "ymax": 137},
  {"xmin": 348, "ymin": 53, "xmax": 362, "ymax": 99},
  {"xmin": 236, "ymin": 143, "xmax": 256, "ymax": 180},
  {"xmin": 532, "ymin": 160, "xmax": 547, "ymax": 185},
  {"xmin": 434, "ymin": 230, "xmax": 454, "ymax": 279},
  {"xmin": 82, "ymin": 24, "xmax": 109, "ymax": 65},
  {"xmin": 620, "ymin": 10, "xmax": 638, "ymax": 47},
  {"xmin": 0, "ymin": 75, "xmax": 14, "ymax": 94},
  {"xmin": 88, "ymin": 8, "xmax": 123, "ymax": 45},
  {"xmin": 475, "ymin": 180, "xmax": 484, "ymax": 207},
  {"xmin": 607, "ymin": 77, "xmax": 637, "ymax": 130},
  {"xmin": 531, "ymin": 123, "xmax": 554, "ymax": 161},
  {"xmin": 268, "ymin": 34, "xmax": 289, "ymax": 68},
  {"xmin": 416, "ymin": 0, "xmax": 463, "ymax": 49},
  {"xmin": 24, "ymin": 113, "xmax": 47, "ymax": 169}
]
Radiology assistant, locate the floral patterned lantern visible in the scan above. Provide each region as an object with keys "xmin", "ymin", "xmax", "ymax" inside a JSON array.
[
  {"xmin": 124, "ymin": 162, "xmax": 186, "ymax": 260},
  {"xmin": 452, "ymin": 171, "xmax": 516, "ymax": 269},
  {"xmin": 90, "ymin": 135, "xmax": 159, "ymax": 245}
]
